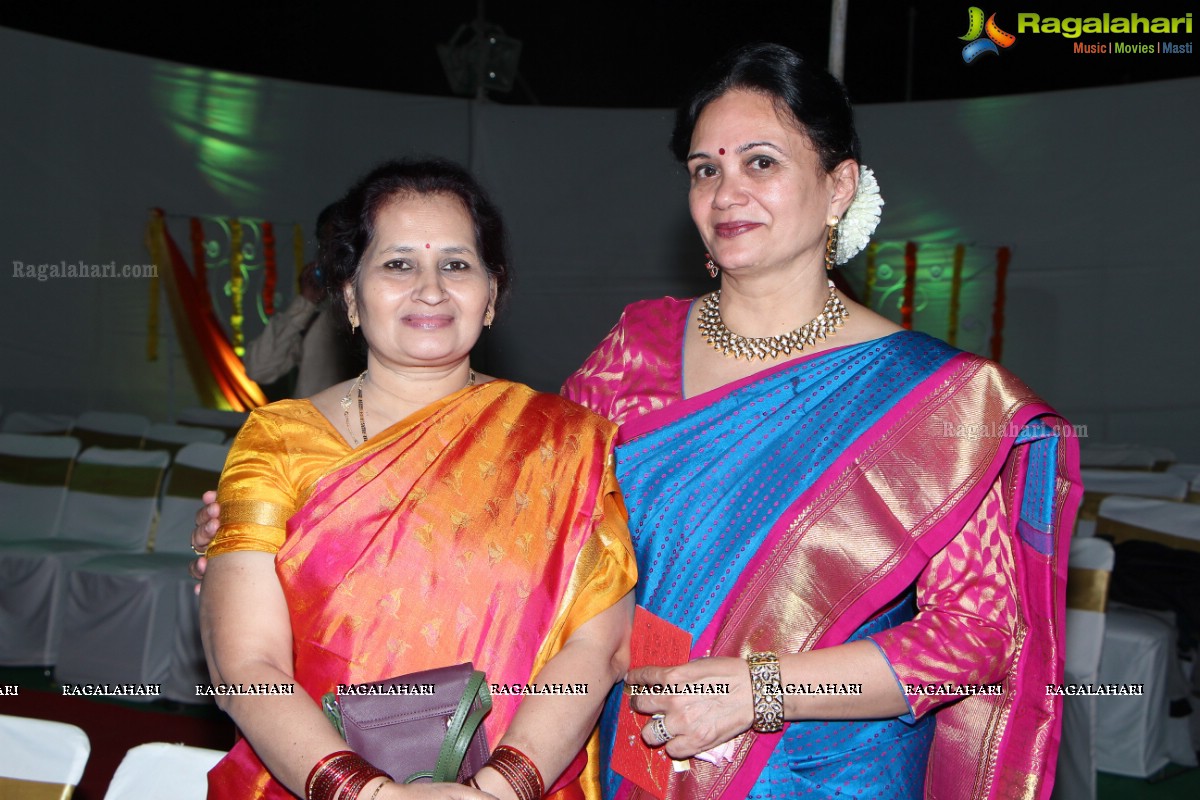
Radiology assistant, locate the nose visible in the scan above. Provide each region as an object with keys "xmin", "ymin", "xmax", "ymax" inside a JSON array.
[
  {"xmin": 413, "ymin": 266, "xmax": 447, "ymax": 305},
  {"xmin": 711, "ymin": 170, "xmax": 747, "ymax": 210}
]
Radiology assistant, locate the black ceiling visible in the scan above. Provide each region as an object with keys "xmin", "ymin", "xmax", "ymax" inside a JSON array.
[{"xmin": 3, "ymin": 1, "xmax": 1197, "ymax": 108}]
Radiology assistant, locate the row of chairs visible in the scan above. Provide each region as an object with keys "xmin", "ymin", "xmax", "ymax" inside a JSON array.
[
  {"xmin": 0, "ymin": 408, "xmax": 249, "ymax": 452},
  {"xmin": 0, "ymin": 713, "xmax": 223, "ymax": 799},
  {"xmin": 0, "ymin": 432, "xmax": 230, "ymax": 701},
  {"xmin": 1055, "ymin": 459, "xmax": 1200, "ymax": 800}
]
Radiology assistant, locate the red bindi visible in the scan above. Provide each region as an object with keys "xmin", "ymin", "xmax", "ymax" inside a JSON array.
[
  {"xmin": 425, "ymin": 243, "xmax": 430, "ymax": 249},
  {"xmin": 719, "ymin": 148, "xmax": 725, "ymax": 155}
]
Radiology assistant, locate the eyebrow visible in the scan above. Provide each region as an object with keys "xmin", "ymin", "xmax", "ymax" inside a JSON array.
[
  {"xmin": 687, "ymin": 141, "xmax": 785, "ymax": 161},
  {"xmin": 379, "ymin": 244, "xmax": 474, "ymax": 255},
  {"xmin": 738, "ymin": 141, "xmax": 784, "ymax": 155}
]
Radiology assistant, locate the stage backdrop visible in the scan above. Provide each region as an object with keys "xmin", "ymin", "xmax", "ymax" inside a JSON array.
[{"xmin": 1, "ymin": 27, "xmax": 1197, "ymax": 458}]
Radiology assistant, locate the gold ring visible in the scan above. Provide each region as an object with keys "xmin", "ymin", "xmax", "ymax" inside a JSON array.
[{"xmin": 191, "ymin": 543, "xmax": 207, "ymax": 557}]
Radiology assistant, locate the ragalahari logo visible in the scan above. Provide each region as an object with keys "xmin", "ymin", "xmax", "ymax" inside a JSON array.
[{"xmin": 960, "ymin": 7, "xmax": 1017, "ymax": 62}]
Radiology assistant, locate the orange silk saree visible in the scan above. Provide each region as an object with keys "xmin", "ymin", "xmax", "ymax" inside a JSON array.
[{"xmin": 207, "ymin": 381, "xmax": 637, "ymax": 799}]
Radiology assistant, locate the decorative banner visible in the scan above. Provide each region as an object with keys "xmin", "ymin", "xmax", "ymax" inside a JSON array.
[
  {"xmin": 294, "ymin": 223, "xmax": 305, "ymax": 294},
  {"xmin": 144, "ymin": 209, "xmax": 266, "ymax": 411},
  {"xmin": 990, "ymin": 246, "xmax": 1011, "ymax": 363},
  {"xmin": 229, "ymin": 219, "xmax": 245, "ymax": 357},
  {"xmin": 262, "ymin": 222, "xmax": 277, "ymax": 317},
  {"xmin": 863, "ymin": 242, "xmax": 879, "ymax": 310},
  {"xmin": 947, "ymin": 244, "xmax": 966, "ymax": 347},
  {"xmin": 901, "ymin": 242, "xmax": 918, "ymax": 330}
]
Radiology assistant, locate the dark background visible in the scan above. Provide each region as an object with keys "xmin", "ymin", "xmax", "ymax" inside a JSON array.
[{"xmin": 3, "ymin": 1, "xmax": 1197, "ymax": 108}]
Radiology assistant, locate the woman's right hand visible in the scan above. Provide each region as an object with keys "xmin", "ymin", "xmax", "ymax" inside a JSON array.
[{"xmin": 189, "ymin": 490, "xmax": 220, "ymax": 589}]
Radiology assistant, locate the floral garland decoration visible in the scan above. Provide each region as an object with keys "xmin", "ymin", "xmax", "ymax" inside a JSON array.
[
  {"xmin": 230, "ymin": 219, "xmax": 245, "ymax": 357},
  {"xmin": 834, "ymin": 165, "xmax": 884, "ymax": 264},
  {"xmin": 262, "ymin": 222, "xmax": 277, "ymax": 317},
  {"xmin": 901, "ymin": 241, "xmax": 917, "ymax": 330}
]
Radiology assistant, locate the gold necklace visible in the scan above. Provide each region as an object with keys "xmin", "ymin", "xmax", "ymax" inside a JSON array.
[
  {"xmin": 698, "ymin": 279, "xmax": 849, "ymax": 361},
  {"xmin": 341, "ymin": 369, "xmax": 477, "ymax": 445}
]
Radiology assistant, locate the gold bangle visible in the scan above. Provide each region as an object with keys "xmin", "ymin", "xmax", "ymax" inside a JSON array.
[{"xmin": 746, "ymin": 651, "xmax": 785, "ymax": 733}]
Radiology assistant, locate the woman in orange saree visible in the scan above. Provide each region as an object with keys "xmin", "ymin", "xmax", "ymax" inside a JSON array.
[{"xmin": 201, "ymin": 160, "xmax": 635, "ymax": 800}]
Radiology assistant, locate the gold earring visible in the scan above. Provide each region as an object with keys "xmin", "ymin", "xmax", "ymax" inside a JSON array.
[
  {"xmin": 825, "ymin": 217, "xmax": 840, "ymax": 271},
  {"xmin": 484, "ymin": 307, "xmax": 495, "ymax": 328},
  {"xmin": 704, "ymin": 253, "xmax": 719, "ymax": 279}
]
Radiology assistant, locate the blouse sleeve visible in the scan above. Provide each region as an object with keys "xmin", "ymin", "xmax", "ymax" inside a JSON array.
[
  {"xmin": 867, "ymin": 476, "xmax": 1020, "ymax": 719},
  {"xmin": 562, "ymin": 313, "xmax": 629, "ymax": 420},
  {"xmin": 207, "ymin": 410, "xmax": 298, "ymax": 558}
]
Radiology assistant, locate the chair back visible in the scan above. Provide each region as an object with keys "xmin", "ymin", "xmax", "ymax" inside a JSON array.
[
  {"xmin": 1065, "ymin": 536, "xmax": 1114, "ymax": 683},
  {"xmin": 1077, "ymin": 469, "xmax": 1188, "ymax": 525},
  {"xmin": 103, "ymin": 742, "xmax": 224, "ymax": 800},
  {"xmin": 57, "ymin": 447, "xmax": 170, "ymax": 550},
  {"xmin": 0, "ymin": 714, "xmax": 90, "ymax": 791},
  {"xmin": 1096, "ymin": 495, "xmax": 1200, "ymax": 553},
  {"xmin": 142, "ymin": 423, "xmax": 224, "ymax": 459},
  {"xmin": 72, "ymin": 411, "xmax": 150, "ymax": 451},
  {"xmin": 0, "ymin": 412, "xmax": 74, "ymax": 435},
  {"xmin": 0, "ymin": 434, "xmax": 81, "ymax": 543},
  {"xmin": 155, "ymin": 442, "xmax": 230, "ymax": 554},
  {"xmin": 177, "ymin": 407, "xmax": 249, "ymax": 440},
  {"xmin": 1079, "ymin": 443, "xmax": 1175, "ymax": 471}
]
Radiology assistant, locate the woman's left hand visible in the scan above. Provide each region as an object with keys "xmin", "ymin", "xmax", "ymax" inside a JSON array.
[{"xmin": 627, "ymin": 657, "xmax": 754, "ymax": 759}]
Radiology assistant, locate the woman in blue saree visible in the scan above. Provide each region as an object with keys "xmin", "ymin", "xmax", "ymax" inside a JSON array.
[{"xmin": 564, "ymin": 44, "xmax": 1080, "ymax": 799}]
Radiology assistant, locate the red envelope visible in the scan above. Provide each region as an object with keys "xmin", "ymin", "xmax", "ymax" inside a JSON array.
[{"xmin": 611, "ymin": 605, "xmax": 693, "ymax": 799}]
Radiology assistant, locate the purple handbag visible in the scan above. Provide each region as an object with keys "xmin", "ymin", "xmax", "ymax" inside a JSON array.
[{"xmin": 321, "ymin": 663, "xmax": 492, "ymax": 784}]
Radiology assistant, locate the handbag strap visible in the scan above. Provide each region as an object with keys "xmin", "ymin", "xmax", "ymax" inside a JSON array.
[{"xmin": 405, "ymin": 671, "xmax": 493, "ymax": 783}]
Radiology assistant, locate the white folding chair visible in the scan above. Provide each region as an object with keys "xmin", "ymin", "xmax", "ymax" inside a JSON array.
[
  {"xmin": 0, "ymin": 447, "xmax": 169, "ymax": 665},
  {"xmin": 1166, "ymin": 462, "xmax": 1200, "ymax": 483},
  {"xmin": 1075, "ymin": 469, "xmax": 1188, "ymax": 538},
  {"xmin": 141, "ymin": 423, "xmax": 224, "ymax": 459},
  {"xmin": 72, "ymin": 411, "xmax": 150, "ymax": 451},
  {"xmin": 0, "ymin": 433, "xmax": 80, "ymax": 544},
  {"xmin": 1095, "ymin": 496, "xmax": 1200, "ymax": 777},
  {"xmin": 57, "ymin": 443, "xmax": 229, "ymax": 696},
  {"xmin": 0, "ymin": 713, "xmax": 90, "ymax": 795},
  {"xmin": 1097, "ymin": 496, "xmax": 1200, "ymax": 552},
  {"xmin": 103, "ymin": 742, "xmax": 224, "ymax": 800},
  {"xmin": 0, "ymin": 411, "xmax": 74, "ymax": 435},
  {"xmin": 1079, "ymin": 443, "xmax": 1163, "ymax": 471},
  {"xmin": 1052, "ymin": 537, "xmax": 1113, "ymax": 800}
]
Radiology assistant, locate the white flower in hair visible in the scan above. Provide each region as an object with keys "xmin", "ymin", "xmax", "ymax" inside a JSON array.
[{"xmin": 836, "ymin": 165, "xmax": 884, "ymax": 264}]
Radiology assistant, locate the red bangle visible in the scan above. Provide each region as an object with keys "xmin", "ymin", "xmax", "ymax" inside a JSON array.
[
  {"xmin": 306, "ymin": 751, "xmax": 388, "ymax": 800},
  {"xmin": 307, "ymin": 751, "xmax": 356, "ymax": 800},
  {"xmin": 485, "ymin": 745, "xmax": 544, "ymax": 800}
]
